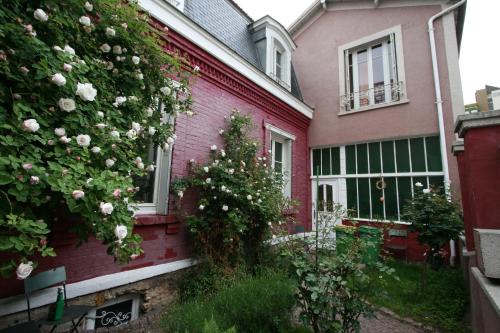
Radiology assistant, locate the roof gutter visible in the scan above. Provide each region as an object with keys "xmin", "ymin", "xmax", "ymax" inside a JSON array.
[{"xmin": 427, "ymin": 0, "xmax": 467, "ymax": 266}]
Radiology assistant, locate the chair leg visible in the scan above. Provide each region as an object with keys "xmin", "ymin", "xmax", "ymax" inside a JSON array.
[
  {"xmin": 49, "ymin": 325, "xmax": 57, "ymax": 333},
  {"xmin": 69, "ymin": 315, "xmax": 86, "ymax": 333}
]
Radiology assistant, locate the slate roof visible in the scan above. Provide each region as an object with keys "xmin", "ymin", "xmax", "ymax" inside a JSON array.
[{"xmin": 183, "ymin": 0, "xmax": 303, "ymax": 101}]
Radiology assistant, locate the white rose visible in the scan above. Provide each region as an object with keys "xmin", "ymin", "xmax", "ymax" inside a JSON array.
[
  {"xmin": 91, "ymin": 146, "xmax": 101, "ymax": 154},
  {"xmin": 63, "ymin": 63, "xmax": 73, "ymax": 72},
  {"xmin": 160, "ymin": 86, "xmax": 171, "ymax": 95},
  {"xmin": 415, "ymin": 182, "xmax": 423, "ymax": 187},
  {"xmin": 22, "ymin": 119, "xmax": 40, "ymax": 132},
  {"xmin": 105, "ymin": 159, "xmax": 115, "ymax": 168},
  {"xmin": 84, "ymin": 2, "xmax": 93, "ymax": 11},
  {"xmin": 100, "ymin": 43, "xmax": 111, "ymax": 53},
  {"xmin": 114, "ymin": 225, "xmax": 127, "ymax": 243},
  {"xmin": 146, "ymin": 108, "xmax": 154, "ymax": 117},
  {"xmin": 423, "ymin": 188, "xmax": 431, "ymax": 194},
  {"xmin": 58, "ymin": 98, "xmax": 76, "ymax": 112},
  {"xmin": 106, "ymin": 27, "xmax": 116, "ymax": 37},
  {"xmin": 186, "ymin": 111, "xmax": 194, "ymax": 117},
  {"xmin": 206, "ymin": 178, "xmax": 211, "ymax": 184},
  {"xmin": 76, "ymin": 134, "xmax": 91, "ymax": 147},
  {"xmin": 221, "ymin": 185, "xmax": 226, "ymax": 191},
  {"xmin": 72, "ymin": 190, "xmax": 85, "ymax": 200},
  {"xmin": 30, "ymin": 176, "xmax": 40, "ymax": 184},
  {"xmin": 113, "ymin": 96, "xmax": 127, "ymax": 107},
  {"xmin": 132, "ymin": 56, "xmax": 140, "ymax": 65},
  {"xmin": 163, "ymin": 142, "xmax": 170, "ymax": 150},
  {"xmin": 16, "ymin": 262, "xmax": 34, "ymax": 280},
  {"xmin": 247, "ymin": 195, "xmax": 252, "ymax": 200},
  {"xmin": 53, "ymin": 46, "xmax": 63, "ymax": 52},
  {"xmin": 95, "ymin": 123, "xmax": 106, "ymax": 129},
  {"xmin": 222, "ymin": 205, "xmax": 229, "ymax": 212},
  {"xmin": 228, "ymin": 169, "xmax": 234, "ymax": 174},
  {"xmin": 210, "ymin": 145, "xmax": 217, "ymax": 151},
  {"xmin": 203, "ymin": 166, "xmax": 209, "ymax": 173},
  {"xmin": 54, "ymin": 128, "xmax": 66, "ymax": 136},
  {"xmin": 100, "ymin": 202, "xmax": 114, "ymax": 215},
  {"xmin": 148, "ymin": 127, "xmax": 156, "ymax": 135},
  {"xmin": 51, "ymin": 73, "xmax": 66, "ymax": 86},
  {"xmin": 59, "ymin": 136, "xmax": 71, "ymax": 144},
  {"xmin": 33, "ymin": 9, "xmax": 48, "ymax": 22},
  {"xmin": 137, "ymin": 162, "xmax": 145, "ymax": 170},
  {"xmin": 131, "ymin": 122, "xmax": 141, "ymax": 132},
  {"xmin": 79, "ymin": 16, "xmax": 91, "ymax": 26},
  {"xmin": 63, "ymin": 45, "xmax": 76, "ymax": 56},
  {"xmin": 76, "ymin": 82, "xmax": 97, "ymax": 101},
  {"xmin": 167, "ymin": 137, "xmax": 175, "ymax": 144},
  {"xmin": 177, "ymin": 191, "xmax": 184, "ymax": 198},
  {"xmin": 112, "ymin": 45, "xmax": 122, "ymax": 54},
  {"xmin": 221, "ymin": 150, "xmax": 226, "ymax": 157},
  {"xmin": 146, "ymin": 164, "xmax": 155, "ymax": 172},
  {"xmin": 218, "ymin": 129, "xmax": 224, "ymax": 135},
  {"xmin": 97, "ymin": 111, "xmax": 104, "ymax": 117},
  {"xmin": 135, "ymin": 72, "xmax": 144, "ymax": 80},
  {"xmin": 126, "ymin": 129, "xmax": 137, "ymax": 139},
  {"xmin": 199, "ymin": 204, "xmax": 205, "ymax": 210}
]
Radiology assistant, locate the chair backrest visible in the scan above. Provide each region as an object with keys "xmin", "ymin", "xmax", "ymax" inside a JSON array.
[
  {"xmin": 24, "ymin": 266, "xmax": 66, "ymax": 294},
  {"xmin": 388, "ymin": 229, "xmax": 408, "ymax": 238}
]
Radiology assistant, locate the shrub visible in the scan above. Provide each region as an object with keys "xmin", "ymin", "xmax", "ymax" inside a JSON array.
[{"xmin": 161, "ymin": 272, "xmax": 295, "ymax": 333}]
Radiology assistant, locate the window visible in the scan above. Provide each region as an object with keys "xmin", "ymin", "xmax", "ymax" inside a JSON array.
[
  {"xmin": 268, "ymin": 124, "xmax": 295, "ymax": 198},
  {"xmin": 339, "ymin": 26, "xmax": 406, "ymax": 112},
  {"xmin": 133, "ymin": 103, "xmax": 173, "ymax": 215},
  {"xmin": 85, "ymin": 294, "xmax": 140, "ymax": 330},
  {"xmin": 275, "ymin": 49, "xmax": 283, "ymax": 81}
]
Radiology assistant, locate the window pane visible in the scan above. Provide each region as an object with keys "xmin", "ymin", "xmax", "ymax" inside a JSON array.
[
  {"xmin": 410, "ymin": 138, "xmax": 426, "ymax": 172},
  {"xmin": 276, "ymin": 50, "xmax": 282, "ymax": 80},
  {"xmin": 369, "ymin": 142, "xmax": 381, "ymax": 173},
  {"xmin": 429, "ymin": 176, "xmax": 445, "ymax": 193},
  {"xmin": 134, "ymin": 146, "xmax": 157, "ymax": 203},
  {"xmin": 348, "ymin": 53, "xmax": 354, "ymax": 110},
  {"xmin": 326, "ymin": 185, "xmax": 333, "ymax": 212},
  {"xmin": 382, "ymin": 141, "xmax": 395, "ymax": 173},
  {"xmin": 346, "ymin": 145, "xmax": 356, "ymax": 174},
  {"xmin": 312, "ymin": 149, "xmax": 321, "ymax": 176},
  {"xmin": 346, "ymin": 178, "xmax": 358, "ymax": 217},
  {"xmin": 358, "ymin": 178, "xmax": 370, "ymax": 219},
  {"xmin": 357, "ymin": 144, "xmax": 368, "ymax": 174},
  {"xmin": 425, "ymin": 136, "xmax": 442, "ymax": 171},
  {"xmin": 274, "ymin": 141, "xmax": 283, "ymax": 162},
  {"xmin": 357, "ymin": 50, "xmax": 369, "ymax": 107},
  {"xmin": 318, "ymin": 184, "xmax": 324, "ymax": 211},
  {"xmin": 372, "ymin": 44, "xmax": 385, "ymax": 104},
  {"xmin": 397, "ymin": 177, "xmax": 412, "ymax": 217},
  {"xmin": 275, "ymin": 161, "xmax": 283, "ymax": 173},
  {"xmin": 331, "ymin": 147, "xmax": 341, "ymax": 175},
  {"xmin": 384, "ymin": 177, "xmax": 398, "ymax": 220},
  {"xmin": 371, "ymin": 178, "xmax": 384, "ymax": 220},
  {"xmin": 395, "ymin": 139, "xmax": 410, "ymax": 172},
  {"xmin": 321, "ymin": 148, "xmax": 331, "ymax": 175}
]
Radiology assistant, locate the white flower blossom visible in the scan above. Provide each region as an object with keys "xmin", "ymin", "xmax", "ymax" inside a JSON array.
[
  {"xmin": 126, "ymin": 129, "xmax": 137, "ymax": 139},
  {"xmin": 203, "ymin": 166, "xmax": 210, "ymax": 173},
  {"xmin": 423, "ymin": 188, "xmax": 431, "ymax": 194},
  {"xmin": 148, "ymin": 126, "xmax": 156, "ymax": 135},
  {"xmin": 131, "ymin": 122, "xmax": 141, "ymax": 132},
  {"xmin": 76, "ymin": 82, "xmax": 97, "ymax": 101},
  {"xmin": 221, "ymin": 185, "xmax": 226, "ymax": 191},
  {"xmin": 132, "ymin": 56, "xmax": 140, "ymax": 65},
  {"xmin": 199, "ymin": 204, "xmax": 205, "ymax": 210},
  {"xmin": 177, "ymin": 191, "xmax": 184, "ymax": 198},
  {"xmin": 160, "ymin": 86, "xmax": 171, "ymax": 95},
  {"xmin": 34, "ymin": 9, "xmax": 48, "ymax": 22},
  {"xmin": 105, "ymin": 159, "xmax": 115, "ymax": 168},
  {"xmin": 22, "ymin": 119, "xmax": 40, "ymax": 132},
  {"xmin": 76, "ymin": 134, "xmax": 91, "ymax": 147},
  {"xmin": 79, "ymin": 16, "xmax": 91, "ymax": 26},
  {"xmin": 22, "ymin": 163, "xmax": 33, "ymax": 170},
  {"xmin": 63, "ymin": 63, "xmax": 72, "ymax": 72},
  {"xmin": 110, "ymin": 130, "xmax": 120, "ymax": 139},
  {"xmin": 16, "ymin": 262, "xmax": 34, "ymax": 280},
  {"xmin": 206, "ymin": 178, "xmax": 212, "ymax": 184},
  {"xmin": 59, "ymin": 136, "xmax": 71, "ymax": 144},
  {"xmin": 106, "ymin": 27, "xmax": 116, "ymax": 37},
  {"xmin": 95, "ymin": 123, "xmax": 106, "ymax": 129},
  {"xmin": 228, "ymin": 169, "xmax": 234, "ymax": 174},
  {"xmin": 218, "ymin": 129, "xmax": 224, "ymax": 135},
  {"xmin": 163, "ymin": 142, "xmax": 170, "ymax": 150},
  {"xmin": 53, "ymin": 45, "xmax": 63, "ymax": 52},
  {"xmin": 58, "ymin": 98, "xmax": 76, "ymax": 112},
  {"xmin": 91, "ymin": 146, "xmax": 101, "ymax": 154},
  {"xmin": 72, "ymin": 190, "xmax": 85, "ymax": 200},
  {"xmin": 114, "ymin": 225, "xmax": 127, "ymax": 243},
  {"xmin": 135, "ymin": 157, "xmax": 142, "ymax": 165},
  {"xmin": 100, "ymin": 202, "xmax": 114, "ymax": 215},
  {"xmin": 54, "ymin": 128, "xmax": 66, "ymax": 137},
  {"xmin": 222, "ymin": 205, "xmax": 229, "ymax": 211},
  {"xmin": 51, "ymin": 73, "xmax": 66, "ymax": 86},
  {"xmin": 112, "ymin": 45, "xmax": 122, "ymax": 54},
  {"xmin": 210, "ymin": 145, "xmax": 217, "ymax": 151},
  {"xmin": 30, "ymin": 176, "xmax": 40, "ymax": 185},
  {"xmin": 112, "ymin": 96, "xmax": 127, "ymax": 107},
  {"xmin": 84, "ymin": 2, "xmax": 93, "ymax": 11},
  {"xmin": 97, "ymin": 111, "xmax": 104, "ymax": 117},
  {"xmin": 167, "ymin": 137, "xmax": 175, "ymax": 144},
  {"xmin": 221, "ymin": 150, "xmax": 226, "ymax": 157},
  {"xmin": 63, "ymin": 45, "xmax": 76, "ymax": 56},
  {"xmin": 415, "ymin": 182, "xmax": 423, "ymax": 187},
  {"xmin": 247, "ymin": 195, "xmax": 252, "ymax": 200},
  {"xmin": 146, "ymin": 164, "xmax": 155, "ymax": 172},
  {"xmin": 100, "ymin": 43, "xmax": 111, "ymax": 53}
]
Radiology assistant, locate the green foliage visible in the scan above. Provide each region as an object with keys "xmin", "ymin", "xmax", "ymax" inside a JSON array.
[
  {"xmin": 173, "ymin": 109, "xmax": 293, "ymax": 268},
  {"xmin": 161, "ymin": 272, "xmax": 296, "ymax": 333},
  {"xmin": 368, "ymin": 261, "xmax": 470, "ymax": 333},
  {"xmin": 0, "ymin": 0, "xmax": 192, "ymax": 276},
  {"xmin": 200, "ymin": 318, "xmax": 236, "ymax": 333},
  {"xmin": 401, "ymin": 185, "xmax": 463, "ymax": 268}
]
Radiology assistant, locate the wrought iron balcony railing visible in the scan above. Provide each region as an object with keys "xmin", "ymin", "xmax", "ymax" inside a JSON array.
[{"xmin": 341, "ymin": 81, "xmax": 404, "ymax": 112}]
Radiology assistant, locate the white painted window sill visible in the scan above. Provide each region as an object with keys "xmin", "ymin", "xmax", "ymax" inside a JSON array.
[{"xmin": 338, "ymin": 98, "xmax": 409, "ymax": 116}]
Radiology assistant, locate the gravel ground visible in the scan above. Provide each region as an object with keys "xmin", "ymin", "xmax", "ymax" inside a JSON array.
[{"xmin": 360, "ymin": 311, "xmax": 431, "ymax": 333}]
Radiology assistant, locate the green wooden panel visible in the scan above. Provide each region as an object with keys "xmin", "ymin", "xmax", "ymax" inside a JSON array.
[
  {"xmin": 413, "ymin": 176, "xmax": 428, "ymax": 190},
  {"xmin": 346, "ymin": 145, "xmax": 356, "ymax": 174},
  {"xmin": 429, "ymin": 176, "xmax": 445, "ymax": 193},
  {"xmin": 397, "ymin": 177, "xmax": 412, "ymax": 217},
  {"xmin": 312, "ymin": 149, "xmax": 321, "ymax": 176},
  {"xmin": 370, "ymin": 178, "xmax": 384, "ymax": 220},
  {"xmin": 321, "ymin": 148, "xmax": 331, "ymax": 175},
  {"xmin": 357, "ymin": 144, "xmax": 368, "ymax": 174},
  {"xmin": 410, "ymin": 138, "xmax": 426, "ymax": 172},
  {"xmin": 346, "ymin": 178, "xmax": 358, "ymax": 217},
  {"xmin": 369, "ymin": 142, "xmax": 381, "ymax": 173},
  {"xmin": 384, "ymin": 178, "xmax": 398, "ymax": 221},
  {"xmin": 425, "ymin": 136, "xmax": 443, "ymax": 171},
  {"xmin": 382, "ymin": 141, "xmax": 395, "ymax": 173},
  {"xmin": 331, "ymin": 147, "xmax": 341, "ymax": 175},
  {"xmin": 395, "ymin": 139, "xmax": 410, "ymax": 172},
  {"xmin": 358, "ymin": 178, "xmax": 370, "ymax": 219}
]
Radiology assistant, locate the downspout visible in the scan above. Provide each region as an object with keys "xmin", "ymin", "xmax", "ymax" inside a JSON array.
[
  {"xmin": 427, "ymin": 0, "xmax": 467, "ymax": 266},
  {"xmin": 320, "ymin": 0, "xmax": 327, "ymax": 9},
  {"xmin": 374, "ymin": 0, "xmax": 380, "ymax": 7}
]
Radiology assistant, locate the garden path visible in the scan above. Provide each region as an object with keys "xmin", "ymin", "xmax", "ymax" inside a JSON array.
[{"xmin": 360, "ymin": 311, "xmax": 431, "ymax": 333}]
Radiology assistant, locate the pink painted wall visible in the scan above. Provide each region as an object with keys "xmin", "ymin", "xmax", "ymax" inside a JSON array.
[{"xmin": 292, "ymin": 3, "xmax": 460, "ymax": 191}]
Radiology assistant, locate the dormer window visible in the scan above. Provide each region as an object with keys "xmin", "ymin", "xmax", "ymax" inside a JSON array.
[{"xmin": 250, "ymin": 16, "xmax": 296, "ymax": 91}]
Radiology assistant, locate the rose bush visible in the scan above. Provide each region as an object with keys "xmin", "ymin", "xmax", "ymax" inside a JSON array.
[{"xmin": 0, "ymin": 0, "xmax": 193, "ymax": 278}]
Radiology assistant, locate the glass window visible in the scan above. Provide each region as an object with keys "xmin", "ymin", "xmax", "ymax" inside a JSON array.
[
  {"xmin": 134, "ymin": 146, "xmax": 157, "ymax": 203},
  {"xmin": 275, "ymin": 50, "xmax": 282, "ymax": 80},
  {"xmin": 271, "ymin": 132, "xmax": 292, "ymax": 198},
  {"xmin": 312, "ymin": 149, "xmax": 321, "ymax": 176},
  {"xmin": 321, "ymin": 148, "xmax": 331, "ymax": 175}
]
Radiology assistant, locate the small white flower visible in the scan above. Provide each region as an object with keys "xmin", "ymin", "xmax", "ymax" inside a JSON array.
[
  {"xmin": 54, "ymin": 128, "xmax": 66, "ymax": 137},
  {"xmin": 272, "ymin": 234, "xmax": 277, "ymax": 240},
  {"xmin": 16, "ymin": 262, "xmax": 34, "ymax": 280},
  {"xmin": 30, "ymin": 176, "xmax": 40, "ymax": 184},
  {"xmin": 126, "ymin": 130, "xmax": 137, "ymax": 139},
  {"xmin": 114, "ymin": 225, "xmax": 127, "ymax": 242},
  {"xmin": 79, "ymin": 16, "xmax": 91, "ymax": 26},
  {"xmin": 105, "ymin": 159, "xmax": 115, "ymax": 168},
  {"xmin": 76, "ymin": 82, "xmax": 97, "ymax": 101},
  {"xmin": 163, "ymin": 142, "xmax": 170, "ymax": 150},
  {"xmin": 423, "ymin": 188, "xmax": 431, "ymax": 194},
  {"xmin": 167, "ymin": 137, "xmax": 175, "ymax": 144},
  {"xmin": 189, "ymin": 159, "xmax": 196, "ymax": 164},
  {"xmin": 112, "ymin": 45, "xmax": 122, "ymax": 54},
  {"xmin": 53, "ymin": 46, "xmax": 63, "ymax": 52},
  {"xmin": 193, "ymin": 65, "xmax": 200, "ymax": 72},
  {"xmin": 95, "ymin": 123, "xmax": 106, "ymax": 129},
  {"xmin": 146, "ymin": 107, "xmax": 154, "ymax": 117},
  {"xmin": 110, "ymin": 130, "xmax": 120, "ymax": 139},
  {"xmin": 100, "ymin": 43, "xmax": 111, "ymax": 53},
  {"xmin": 22, "ymin": 119, "xmax": 40, "ymax": 132},
  {"xmin": 221, "ymin": 185, "xmax": 226, "ymax": 191},
  {"xmin": 148, "ymin": 126, "xmax": 156, "ymax": 135},
  {"xmin": 33, "ymin": 9, "xmax": 49, "ymax": 22},
  {"xmin": 247, "ymin": 195, "xmax": 252, "ymax": 200},
  {"xmin": 203, "ymin": 166, "xmax": 209, "ymax": 173},
  {"xmin": 221, "ymin": 150, "xmax": 226, "ymax": 157},
  {"xmin": 51, "ymin": 73, "xmax": 66, "ymax": 86},
  {"xmin": 131, "ymin": 122, "xmax": 141, "ymax": 132},
  {"xmin": 199, "ymin": 204, "xmax": 205, "ymax": 210},
  {"xmin": 72, "ymin": 190, "xmax": 85, "ymax": 200},
  {"xmin": 218, "ymin": 129, "xmax": 224, "ymax": 135},
  {"xmin": 59, "ymin": 136, "xmax": 71, "ymax": 144},
  {"xmin": 228, "ymin": 169, "xmax": 234, "ymax": 174},
  {"xmin": 113, "ymin": 96, "xmax": 127, "ymax": 107},
  {"xmin": 91, "ymin": 146, "xmax": 101, "ymax": 154},
  {"xmin": 76, "ymin": 134, "xmax": 91, "ymax": 147},
  {"xmin": 210, "ymin": 145, "xmax": 217, "ymax": 151},
  {"xmin": 63, "ymin": 45, "xmax": 76, "ymax": 56},
  {"xmin": 160, "ymin": 86, "xmax": 171, "ymax": 95},
  {"xmin": 136, "ymin": 162, "xmax": 145, "ymax": 170},
  {"xmin": 106, "ymin": 27, "xmax": 116, "ymax": 37},
  {"xmin": 132, "ymin": 56, "xmax": 140, "ymax": 65},
  {"xmin": 58, "ymin": 98, "xmax": 76, "ymax": 112},
  {"xmin": 177, "ymin": 191, "xmax": 184, "ymax": 198},
  {"xmin": 97, "ymin": 111, "xmax": 104, "ymax": 117},
  {"xmin": 186, "ymin": 110, "xmax": 194, "ymax": 117},
  {"xmin": 22, "ymin": 163, "xmax": 33, "ymax": 170},
  {"xmin": 135, "ymin": 157, "xmax": 143, "ymax": 165},
  {"xmin": 84, "ymin": 2, "xmax": 93, "ymax": 11},
  {"xmin": 222, "ymin": 205, "xmax": 229, "ymax": 211},
  {"xmin": 206, "ymin": 178, "xmax": 211, "ymax": 184},
  {"xmin": 146, "ymin": 164, "xmax": 155, "ymax": 172},
  {"xmin": 415, "ymin": 182, "xmax": 423, "ymax": 187},
  {"xmin": 63, "ymin": 63, "xmax": 73, "ymax": 72}
]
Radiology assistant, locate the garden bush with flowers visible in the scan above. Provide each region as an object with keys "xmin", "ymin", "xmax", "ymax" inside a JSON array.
[
  {"xmin": 172, "ymin": 110, "xmax": 293, "ymax": 269},
  {"xmin": 0, "ymin": 0, "xmax": 193, "ymax": 278}
]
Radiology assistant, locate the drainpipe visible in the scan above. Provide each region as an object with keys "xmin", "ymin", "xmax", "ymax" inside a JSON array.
[
  {"xmin": 374, "ymin": 0, "xmax": 380, "ymax": 7},
  {"xmin": 427, "ymin": 0, "xmax": 466, "ymax": 266},
  {"xmin": 320, "ymin": 0, "xmax": 327, "ymax": 9}
]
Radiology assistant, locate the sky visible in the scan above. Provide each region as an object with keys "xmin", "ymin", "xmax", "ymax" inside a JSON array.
[{"xmin": 235, "ymin": 0, "xmax": 500, "ymax": 105}]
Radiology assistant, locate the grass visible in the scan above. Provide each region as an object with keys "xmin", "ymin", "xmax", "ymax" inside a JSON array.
[{"xmin": 369, "ymin": 261, "xmax": 470, "ymax": 333}]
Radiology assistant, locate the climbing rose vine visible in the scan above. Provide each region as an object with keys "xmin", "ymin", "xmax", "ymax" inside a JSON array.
[{"xmin": 0, "ymin": 0, "xmax": 193, "ymax": 278}]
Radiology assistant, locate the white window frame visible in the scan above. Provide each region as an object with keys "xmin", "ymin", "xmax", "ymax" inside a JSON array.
[
  {"xmin": 266, "ymin": 34, "xmax": 292, "ymax": 90},
  {"xmin": 338, "ymin": 25, "xmax": 407, "ymax": 114},
  {"xmin": 85, "ymin": 294, "xmax": 141, "ymax": 330},
  {"xmin": 267, "ymin": 124, "xmax": 295, "ymax": 198},
  {"xmin": 133, "ymin": 102, "xmax": 174, "ymax": 215}
]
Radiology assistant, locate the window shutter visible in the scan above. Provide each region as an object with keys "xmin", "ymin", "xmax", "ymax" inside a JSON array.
[{"xmin": 389, "ymin": 33, "xmax": 398, "ymax": 83}]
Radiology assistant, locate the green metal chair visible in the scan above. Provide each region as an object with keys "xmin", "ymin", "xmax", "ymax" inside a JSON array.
[
  {"xmin": 24, "ymin": 267, "xmax": 93, "ymax": 333},
  {"xmin": 0, "ymin": 320, "xmax": 40, "ymax": 333}
]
